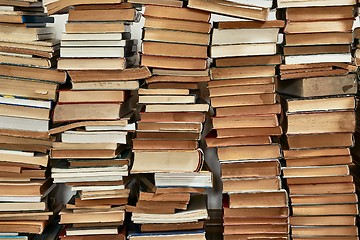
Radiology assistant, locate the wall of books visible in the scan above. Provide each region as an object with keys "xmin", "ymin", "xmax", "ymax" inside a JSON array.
[{"xmin": 0, "ymin": 0, "xmax": 359, "ymax": 239}]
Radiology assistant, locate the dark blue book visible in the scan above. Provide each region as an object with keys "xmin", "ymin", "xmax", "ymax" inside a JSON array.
[{"xmin": 21, "ymin": 15, "xmax": 54, "ymax": 24}]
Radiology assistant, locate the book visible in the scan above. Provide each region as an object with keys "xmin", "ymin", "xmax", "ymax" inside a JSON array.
[{"xmin": 187, "ymin": 0, "xmax": 269, "ymax": 21}]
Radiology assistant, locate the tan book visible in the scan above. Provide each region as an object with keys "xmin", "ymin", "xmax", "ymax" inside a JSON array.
[
  {"xmin": 137, "ymin": 122, "xmax": 202, "ymax": 132},
  {"xmin": 287, "ymin": 175, "xmax": 353, "ymax": 185},
  {"xmin": 139, "ymin": 112, "xmax": 205, "ymax": 123},
  {"xmin": 290, "ymin": 216, "xmax": 356, "ymax": 226},
  {"xmin": 286, "ymin": 111, "xmax": 355, "ymax": 135},
  {"xmin": 68, "ymin": 67, "xmax": 151, "ymax": 82},
  {"xmin": 144, "ymin": 16, "xmax": 211, "ymax": 33},
  {"xmin": 285, "ymin": 19, "xmax": 353, "ymax": 34},
  {"xmin": 224, "ymin": 207, "xmax": 289, "ymax": 218},
  {"xmin": 224, "ymin": 233, "xmax": 289, "ymax": 240},
  {"xmin": 284, "ymin": 45, "xmax": 351, "ymax": 56},
  {"xmin": 224, "ymin": 224, "xmax": 289, "ymax": 235},
  {"xmin": 211, "ymin": 66, "xmax": 275, "ymax": 80},
  {"xmin": 52, "ymin": 102, "xmax": 130, "ymax": 122},
  {"xmin": 142, "ymin": 41, "xmax": 207, "ymax": 59},
  {"xmin": 223, "ymin": 217, "xmax": 288, "ymax": 225},
  {"xmin": 187, "ymin": 0, "xmax": 269, "ymax": 21},
  {"xmin": 133, "ymin": 139, "xmax": 198, "ymax": 150},
  {"xmin": 66, "ymin": 22, "xmax": 129, "ymax": 33},
  {"xmin": 218, "ymin": 144, "xmax": 281, "ymax": 161},
  {"xmin": 143, "ymin": 28, "xmax": 209, "ymax": 46},
  {"xmin": 289, "ymin": 182, "xmax": 355, "ymax": 195},
  {"xmin": 0, "ymin": 77, "xmax": 58, "ymax": 101},
  {"xmin": 287, "ymin": 133, "xmax": 354, "ymax": 149},
  {"xmin": 208, "ymin": 77, "xmax": 274, "ymax": 88},
  {"xmin": 144, "ymin": 5, "xmax": 210, "ymax": 22},
  {"xmin": 0, "ymin": 64, "xmax": 65, "ymax": 84},
  {"xmin": 213, "ymin": 114, "xmax": 278, "ymax": 129},
  {"xmin": 206, "ymin": 135, "xmax": 271, "ymax": 148},
  {"xmin": 58, "ymin": 90, "xmax": 126, "ymax": 103},
  {"xmin": 58, "ymin": 58, "xmax": 127, "ymax": 70},
  {"xmin": 283, "ymin": 95, "xmax": 355, "ymax": 113},
  {"xmin": 278, "ymin": 74, "xmax": 357, "ymax": 97},
  {"xmin": 137, "ymin": 131, "xmax": 200, "ymax": 140},
  {"xmin": 285, "ymin": 32, "xmax": 352, "ymax": 46},
  {"xmin": 131, "ymin": 149, "xmax": 203, "ymax": 173},
  {"xmin": 141, "ymin": 55, "xmax": 207, "ymax": 70},
  {"xmin": 221, "ymin": 160, "xmax": 280, "ymax": 179},
  {"xmin": 215, "ymin": 20, "xmax": 285, "ymax": 30},
  {"xmin": 211, "ymin": 43, "xmax": 276, "ymax": 58},
  {"xmin": 284, "ymin": 148, "xmax": 350, "ymax": 159},
  {"xmin": 222, "ymin": 177, "xmax": 281, "ymax": 193},
  {"xmin": 211, "ymin": 93, "xmax": 276, "ymax": 108},
  {"xmin": 68, "ymin": 8, "xmax": 138, "ymax": 22},
  {"xmin": 216, "ymin": 104, "xmax": 281, "ymax": 117},
  {"xmin": 229, "ymin": 191, "xmax": 288, "ymax": 208},
  {"xmin": 0, "ymin": 104, "xmax": 50, "ymax": 120},
  {"xmin": 50, "ymin": 147, "xmax": 124, "ymax": 159},
  {"xmin": 292, "ymin": 226, "xmax": 358, "ymax": 237},
  {"xmin": 285, "ymin": 6, "xmax": 354, "ymax": 21},
  {"xmin": 139, "ymin": 95, "xmax": 195, "ymax": 104},
  {"xmin": 214, "ymin": 55, "xmax": 281, "ymax": 67},
  {"xmin": 0, "ymin": 221, "xmax": 46, "ymax": 234},
  {"xmin": 0, "ymin": 54, "xmax": 54, "ymax": 68},
  {"xmin": 60, "ymin": 209, "xmax": 125, "ymax": 224},
  {"xmin": 0, "ymin": 179, "xmax": 51, "ymax": 196},
  {"xmin": 146, "ymin": 75, "xmax": 210, "ymax": 84},
  {"xmin": 209, "ymin": 84, "xmax": 275, "ymax": 97},
  {"xmin": 291, "ymin": 194, "xmax": 358, "ymax": 205},
  {"xmin": 283, "ymin": 165, "xmax": 351, "ymax": 178},
  {"xmin": 216, "ymin": 126, "xmax": 283, "ymax": 138},
  {"xmin": 286, "ymin": 155, "xmax": 353, "ymax": 167}
]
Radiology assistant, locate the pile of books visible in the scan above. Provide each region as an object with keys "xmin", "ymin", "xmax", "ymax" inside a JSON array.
[
  {"xmin": 207, "ymin": 18, "xmax": 289, "ymax": 240},
  {"xmin": 128, "ymin": 3, "xmax": 212, "ymax": 239},
  {"xmin": 277, "ymin": 2, "xmax": 356, "ymax": 95},
  {"xmin": 277, "ymin": 0, "xmax": 359, "ymax": 239},
  {"xmin": 47, "ymin": 1, "xmax": 149, "ymax": 239},
  {"xmin": 57, "ymin": 2, "xmax": 140, "ymax": 71},
  {"xmin": 0, "ymin": 0, "xmax": 64, "ymax": 238}
]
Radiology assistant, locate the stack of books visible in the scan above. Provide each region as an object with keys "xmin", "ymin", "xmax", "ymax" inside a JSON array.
[
  {"xmin": 277, "ymin": 2, "xmax": 357, "ymax": 95},
  {"xmin": 56, "ymin": 2, "xmax": 140, "ymax": 71},
  {"xmin": 281, "ymin": 94, "xmax": 358, "ymax": 239},
  {"xmin": 207, "ymin": 18, "xmax": 289, "ymax": 239},
  {"xmin": 277, "ymin": 1, "xmax": 359, "ymax": 239},
  {"xmin": 0, "ymin": 1, "xmax": 63, "ymax": 238},
  {"xmin": 128, "ymin": 3, "xmax": 212, "ymax": 239},
  {"xmin": 46, "ymin": 1, "xmax": 150, "ymax": 239}
]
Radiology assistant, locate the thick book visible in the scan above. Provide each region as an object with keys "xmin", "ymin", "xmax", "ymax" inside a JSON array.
[
  {"xmin": 188, "ymin": 0, "xmax": 269, "ymax": 21},
  {"xmin": 277, "ymin": 74, "xmax": 357, "ymax": 97}
]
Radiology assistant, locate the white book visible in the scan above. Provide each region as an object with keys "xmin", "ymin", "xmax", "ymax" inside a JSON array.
[
  {"xmin": 71, "ymin": 185, "xmax": 125, "ymax": 192},
  {"xmin": 52, "ymin": 166, "xmax": 128, "ymax": 173},
  {"xmin": 285, "ymin": 53, "xmax": 352, "ymax": 65},
  {"xmin": 0, "ymin": 150, "xmax": 34, "ymax": 157},
  {"xmin": 53, "ymin": 176, "xmax": 123, "ymax": 183},
  {"xmin": 212, "ymin": 28, "xmax": 279, "ymax": 45},
  {"xmin": 61, "ymin": 131, "xmax": 127, "ymax": 144},
  {"xmin": 60, "ymin": 47, "xmax": 126, "ymax": 58},
  {"xmin": 61, "ymin": 40, "xmax": 131, "ymax": 47},
  {"xmin": 52, "ymin": 171, "xmax": 126, "ymax": 178},
  {"xmin": 211, "ymin": 43, "xmax": 276, "ymax": 58},
  {"xmin": 230, "ymin": 0, "xmax": 272, "ymax": 8},
  {"xmin": 155, "ymin": 172, "xmax": 213, "ymax": 188},
  {"xmin": 85, "ymin": 123, "xmax": 136, "ymax": 131},
  {"xmin": 66, "ymin": 228, "xmax": 118, "ymax": 236},
  {"xmin": 0, "ymin": 96, "xmax": 51, "ymax": 109},
  {"xmin": 0, "ymin": 115, "xmax": 48, "ymax": 132},
  {"xmin": 61, "ymin": 32, "xmax": 131, "ymax": 41}
]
